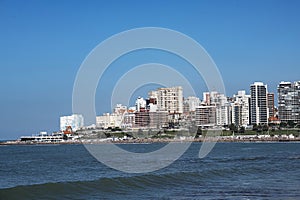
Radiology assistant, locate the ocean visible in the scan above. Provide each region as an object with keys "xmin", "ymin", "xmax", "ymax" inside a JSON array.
[{"xmin": 0, "ymin": 142, "xmax": 299, "ymax": 199}]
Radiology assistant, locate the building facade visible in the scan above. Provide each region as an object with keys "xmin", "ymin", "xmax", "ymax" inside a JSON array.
[
  {"xmin": 135, "ymin": 97, "xmax": 146, "ymax": 112},
  {"xmin": 96, "ymin": 113, "xmax": 122, "ymax": 129},
  {"xmin": 153, "ymin": 86, "xmax": 183, "ymax": 114},
  {"xmin": 250, "ymin": 82, "xmax": 268, "ymax": 124},
  {"xmin": 231, "ymin": 90, "xmax": 250, "ymax": 127},
  {"xmin": 278, "ymin": 81, "xmax": 300, "ymax": 124},
  {"xmin": 134, "ymin": 111, "xmax": 168, "ymax": 128},
  {"xmin": 184, "ymin": 96, "xmax": 201, "ymax": 112},
  {"xmin": 122, "ymin": 112, "xmax": 135, "ymax": 128},
  {"xmin": 267, "ymin": 93, "xmax": 275, "ymax": 120},
  {"xmin": 204, "ymin": 92, "xmax": 230, "ymax": 126},
  {"xmin": 195, "ymin": 106, "xmax": 216, "ymax": 127}
]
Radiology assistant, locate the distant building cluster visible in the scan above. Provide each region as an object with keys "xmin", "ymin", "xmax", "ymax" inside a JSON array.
[
  {"xmin": 60, "ymin": 81, "xmax": 300, "ymax": 131},
  {"xmin": 96, "ymin": 86, "xmax": 183, "ymax": 129}
]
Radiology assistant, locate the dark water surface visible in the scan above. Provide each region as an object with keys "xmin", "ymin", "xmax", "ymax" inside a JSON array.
[{"xmin": 0, "ymin": 142, "xmax": 299, "ymax": 199}]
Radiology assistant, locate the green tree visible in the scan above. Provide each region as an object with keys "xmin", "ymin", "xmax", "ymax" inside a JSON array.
[
  {"xmin": 239, "ymin": 126, "xmax": 245, "ymax": 134},
  {"xmin": 256, "ymin": 124, "xmax": 263, "ymax": 133},
  {"xmin": 288, "ymin": 120, "xmax": 296, "ymax": 128},
  {"xmin": 104, "ymin": 132, "xmax": 111, "ymax": 138},
  {"xmin": 229, "ymin": 124, "xmax": 238, "ymax": 133},
  {"xmin": 189, "ymin": 125, "xmax": 197, "ymax": 134},
  {"xmin": 252, "ymin": 124, "xmax": 258, "ymax": 131},
  {"xmin": 148, "ymin": 129, "xmax": 153, "ymax": 137},
  {"xmin": 262, "ymin": 124, "xmax": 269, "ymax": 132},
  {"xmin": 126, "ymin": 133, "xmax": 133, "ymax": 138},
  {"xmin": 137, "ymin": 128, "xmax": 144, "ymax": 138},
  {"xmin": 271, "ymin": 126, "xmax": 276, "ymax": 132},
  {"xmin": 195, "ymin": 127, "xmax": 202, "ymax": 138},
  {"xmin": 280, "ymin": 122, "xmax": 287, "ymax": 128}
]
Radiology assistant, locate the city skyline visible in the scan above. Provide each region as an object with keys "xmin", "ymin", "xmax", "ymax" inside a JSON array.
[
  {"xmin": 2, "ymin": 79, "xmax": 300, "ymax": 140},
  {"xmin": 47, "ymin": 81, "xmax": 300, "ymax": 136},
  {"xmin": 1, "ymin": 1, "xmax": 300, "ymax": 140}
]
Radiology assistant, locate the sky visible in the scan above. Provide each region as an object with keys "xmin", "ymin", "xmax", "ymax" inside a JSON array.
[{"xmin": 0, "ymin": 0, "xmax": 300, "ymax": 140}]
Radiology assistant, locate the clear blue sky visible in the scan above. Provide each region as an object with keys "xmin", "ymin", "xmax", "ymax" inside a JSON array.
[{"xmin": 1, "ymin": 0, "xmax": 299, "ymax": 140}]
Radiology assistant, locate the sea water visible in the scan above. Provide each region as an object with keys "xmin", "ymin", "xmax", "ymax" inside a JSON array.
[{"xmin": 0, "ymin": 142, "xmax": 299, "ymax": 199}]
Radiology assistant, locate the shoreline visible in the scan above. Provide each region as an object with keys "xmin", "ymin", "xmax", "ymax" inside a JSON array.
[{"xmin": 1, "ymin": 137, "xmax": 300, "ymax": 145}]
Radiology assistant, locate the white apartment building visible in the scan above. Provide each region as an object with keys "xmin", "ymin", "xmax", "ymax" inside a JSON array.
[
  {"xmin": 232, "ymin": 90, "xmax": 251, "ymax": 127},
  {"xmin": 96, "ymin": 113, "xmax": 122, "ymax": 129},
  {"xmin": 184, "ymin": 96, "xmax": 201, "ymax": 112},
  {"xmin": 151, "ymin": 86, "xmax": 183, "ymax": 114},
  {"xmin": 148, "ymin": 103, "xmax": 158, "ymax": 112},
  {"xmin": 122, "ymin": 112, "xmax": 135, "ymax": 128},
  {"xmin": 60, "ymin": 114, "xmax": 84, "ymax": 131},
  {"xmin": 203, "ymin": 92, "xmax": 230, "ymax": 126},
  {"xmin": 135, "ymin": 97, "xmax": 146, "ymax": 112}
]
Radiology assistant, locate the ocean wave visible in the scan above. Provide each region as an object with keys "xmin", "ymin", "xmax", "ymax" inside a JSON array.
[
  {"xmin": 0, "ymin": 170, "xmax": 240, "ymax": 199},
  {"xmin": 1, "ymin": 162, "xmax": 298, "ymax": 199},
  {"xmin": 212, "ymin": 155, "xmax": 269, "ymax": 162}
]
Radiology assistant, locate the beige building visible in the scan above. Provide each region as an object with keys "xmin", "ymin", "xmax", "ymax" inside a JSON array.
[
  {"xmin": 149, "ymin": 86, "xmax": 183, "ymax": 114},
  {"xmin": 96, "ymin": 113, "xmax": 122, "ymax": 129},
  {"xmin": 195, "ymin": 106, "xmax": 216, "ymax": 127}
]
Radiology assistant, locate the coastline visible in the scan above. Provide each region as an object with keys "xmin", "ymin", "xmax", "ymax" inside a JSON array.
[{"xmin": 1, "ymin": 136, "xmax": 300, "ymax": 145}]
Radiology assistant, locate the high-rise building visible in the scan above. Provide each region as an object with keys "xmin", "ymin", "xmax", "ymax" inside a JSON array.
[
  {"xmin": 150, "ymin": 86, "xmax": 183, "ymax": 114},
  {"xmin": 60, "ymin": 114, "xmax": 84, "ymax": 131},
  {"xmin": 231, "ymin": 90, "xmax": 251, "ymax": 127},
  {"xmin": 267, "ymin": 93, "xmax": 275, "ymax": 119},
  {"xmin": 278, "ymin": 81, "xmax": 300, "ymax": 124},
  {"xmin": 250, "ymin": 82, "xmax": 268, "ymax": 124},
  {"xmin": 203, "ymin": 92, "xmax": 230, "ymax": 126}
]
